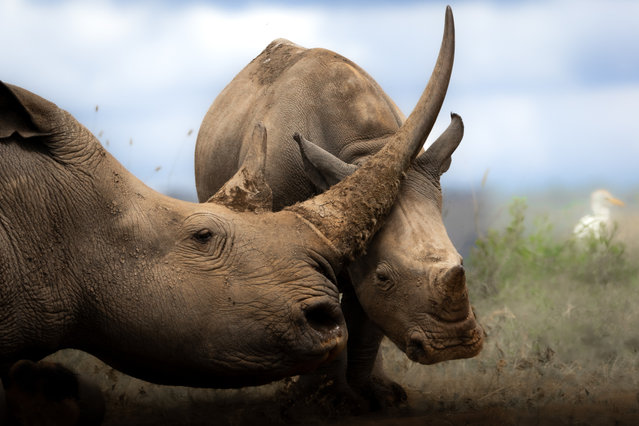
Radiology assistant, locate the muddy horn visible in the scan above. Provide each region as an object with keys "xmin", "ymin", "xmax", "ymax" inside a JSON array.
[{"xmin": 287, "ymin": 6, "xmax": 456, "ymax": 262}]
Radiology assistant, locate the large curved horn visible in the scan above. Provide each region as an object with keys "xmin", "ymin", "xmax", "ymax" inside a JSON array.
[
  {"xmin": 208, "ymin": 122, "xmax": 273, "ymax": 213},
  {"xmin": 287, "ymin": 6, "xmax": 455, "ymax": 261},
  {"xmin": 396, "ymin": 6, "xmax": 455, "ymax": 160}
]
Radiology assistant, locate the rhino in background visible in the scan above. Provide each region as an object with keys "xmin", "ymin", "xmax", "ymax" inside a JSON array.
[
  {"xmin": 195, "ymin": 7, "xmax": 483, "ymax": 408},
  {"xmin": 1, "ymin": 64, "xmax": 431, "ymax": 420}
]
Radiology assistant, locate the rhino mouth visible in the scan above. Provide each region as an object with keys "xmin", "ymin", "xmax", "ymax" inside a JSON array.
[
  {"xmin": 403, "ymin": 313, "xmax": 484, "ymax": 364},
  {"xmin": 196, "ymin": 299, "xmax": 347, "ymax": 387}
]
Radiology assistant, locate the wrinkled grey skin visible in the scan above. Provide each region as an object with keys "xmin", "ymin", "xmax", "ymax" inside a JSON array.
[
  {"xmin": 195, "ymin": 7, "xmax": 483, "ymax": 408},
  {"xmin": 0, "ymin": 73, "xmax": 427, "ymax": 402}
]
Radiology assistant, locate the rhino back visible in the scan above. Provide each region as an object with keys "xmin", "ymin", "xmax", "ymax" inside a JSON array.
[{"xmin": 195, "ymin": 39, "xmax": 404, "ymax": 210}]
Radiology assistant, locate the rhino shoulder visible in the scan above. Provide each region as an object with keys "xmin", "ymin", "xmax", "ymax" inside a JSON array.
[{"xmin": 248, "ymin": 38, "xmax": 309, "ymax": 86}]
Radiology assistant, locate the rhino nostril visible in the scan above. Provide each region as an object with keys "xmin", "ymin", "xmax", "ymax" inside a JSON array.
[
  {"xmin": 407, "ymin": 336, "xmax": 428, "ymax": 362},
  {"xmin": 303, "ymin": 301, "xmax": 342, "ymax": 334}
]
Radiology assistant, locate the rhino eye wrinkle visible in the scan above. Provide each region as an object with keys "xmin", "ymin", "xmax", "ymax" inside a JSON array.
[
  {"xmin": 309, "ymin": 252, "xmax": 337, "ymax": 285},
  {"xmin": 193, "ymin": 229, "xmax": 213, "ymax": 244}
]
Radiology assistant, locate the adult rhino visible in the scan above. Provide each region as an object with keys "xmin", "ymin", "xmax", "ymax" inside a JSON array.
[
  {"xmin": 1, "ymin": 74, "xmax": 427, "ymax": 415},
  {"xmin": 195, "ymin": 7, "xmax": 483, "ymax": 407}
]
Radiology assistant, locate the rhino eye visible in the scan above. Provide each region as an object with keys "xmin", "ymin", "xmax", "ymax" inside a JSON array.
[
  {"xmin": 193, "ymin": 229, "xmax": 213, "ymax": 244},
  {"xmin": 375, "ymin": 264, "xmax": 395, "ymax": 291}
]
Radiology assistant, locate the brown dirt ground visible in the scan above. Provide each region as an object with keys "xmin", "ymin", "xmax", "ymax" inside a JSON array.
[
  {"xmin": 3, "ymin": 345, "xmax": 639, "ymax": 426},
  {"xmin": 100, "ymin": 386, "xmax": 639, "ymax": 426}
]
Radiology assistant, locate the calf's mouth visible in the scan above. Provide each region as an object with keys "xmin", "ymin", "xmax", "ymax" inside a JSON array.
[{"xmin": 404, "ymin": 312, "xmax": 484, "ymax": 364}]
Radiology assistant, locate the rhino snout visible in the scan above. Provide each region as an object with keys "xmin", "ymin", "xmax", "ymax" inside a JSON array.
[
  {"xmin": 296, "ymin": 298, "xmax": 347, "ymax": 361},
  {"xmin": 404, "ymin": 316, "xmax": 483, "ymax": 365}
]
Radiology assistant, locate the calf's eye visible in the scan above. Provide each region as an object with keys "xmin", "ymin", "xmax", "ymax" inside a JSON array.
[
  {"xmin": 376, "ymin": 271, "xmax": 389, "ymax": 282},
  {"xmin": 193, "ymin": 229, "xmax": 213, "ymax": 243}
]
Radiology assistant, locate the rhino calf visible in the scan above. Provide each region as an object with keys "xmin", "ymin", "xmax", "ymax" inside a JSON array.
[{"xmin": 195, "ymin": 6, "xmax": 483, "ymax": 408}]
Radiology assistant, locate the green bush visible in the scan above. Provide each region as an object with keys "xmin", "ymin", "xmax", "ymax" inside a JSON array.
[
  {"xmin": 469, "ymin": 197, "xmax": 636, "ymax": 297},
  {"xmin": 568, "ymin": 221, "xmax": 633, "ymax": 285}
]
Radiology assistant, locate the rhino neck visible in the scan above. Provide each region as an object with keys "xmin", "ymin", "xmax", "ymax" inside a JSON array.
[
  {"xmin": 0, "ymin": 132, "xmax": 111, "ymax": 361},
  {"xmin": 69, "ymin": 151, "xmax": 191, "ymax": 347},
  {"xmin": 0, "ymin": 131, "xmax": 188, "ymax": 363}
]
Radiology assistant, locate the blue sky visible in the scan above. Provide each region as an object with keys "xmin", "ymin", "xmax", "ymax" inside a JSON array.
[{"xmin": 2, "ymin": 0, "xmax": 638, "ymax": 201}]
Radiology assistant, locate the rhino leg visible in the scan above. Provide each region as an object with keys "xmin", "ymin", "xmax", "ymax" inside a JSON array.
[
  {"xmin": 341, "ymin": 288, "xmax": 408, "ymax": 410},
  {"xmin": 282, "ymin": 273, "xmax": 368, "ymax": 415},
  {"xmin": 0, "ymin": 366, "xmax": 7, "ymax": 425},
  {"xmin": 288, "ymin": 279, "xmax": 407, "ymax": 413},
  {"xmin": 282, "ymin": 348, "xmax": 368, "ymax": 416},
  {"xmin": 2, "ymin": 360, "xmax": 104, "ymax": 426}
]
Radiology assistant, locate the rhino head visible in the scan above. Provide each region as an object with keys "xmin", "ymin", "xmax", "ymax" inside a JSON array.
[
  {"xmin": 298, "ymin": 115, "xmax": 482, "ymax": 364},
  {"xmin": 0, "ymin": 75, "xmax": 426, "ymax": 387}
]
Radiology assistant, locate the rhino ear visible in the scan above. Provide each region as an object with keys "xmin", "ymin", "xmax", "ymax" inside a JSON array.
[
  {"xmin": 0, "ymin": 81, "xmax": 55, "ymax": 139},
  {"xmin": 207, "ymin": 122, "xmax": 273, "ymax": 213},
  {"xmin": 414, "ymin": 113, "xmax": 463, "ymax": 177},
  {"xmin": 293, "ymin": 133, "xmax": 358, "ymax": 191}
]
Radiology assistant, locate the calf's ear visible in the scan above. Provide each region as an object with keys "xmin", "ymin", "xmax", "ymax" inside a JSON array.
[
  {"xmin": 207, "ymin": 122, "xmax": 274, "ymax": 213},
  {"xmin": 293, "ymin": 133, "xmax": 358, "ymax": 191},
  {"xmin": 0, "ymin": 81, "xmax": 55, "ymax": 139},
  {"xmin": 414, "ymin": 113, "xmax": 463, "ymax": 177}
]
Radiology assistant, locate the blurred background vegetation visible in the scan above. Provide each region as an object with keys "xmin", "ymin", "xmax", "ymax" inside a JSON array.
[{"xmin": 379, "ymin": 189, "xmax": 639, "ymax": 422}]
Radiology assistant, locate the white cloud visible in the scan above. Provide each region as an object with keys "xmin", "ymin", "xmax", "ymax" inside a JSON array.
[
  {"xmin": 3, "ymin": 0, "xmax": 323, "ymax": 97},
  {"xmin": 2, "ymin": 0, "xmax": 638, "ymax": 198},
  {"xmin": 440, "ymin": 83, "xmax": 639, "ymax": 191},
  {"xmin": 1, "ymin": 0, "xmax": 327, "ymax": 198}
]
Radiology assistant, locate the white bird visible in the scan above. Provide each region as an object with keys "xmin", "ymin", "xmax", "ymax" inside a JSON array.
[{"xmin": 573, "ymin": 189, "xmax": 625, "ymax": 239}]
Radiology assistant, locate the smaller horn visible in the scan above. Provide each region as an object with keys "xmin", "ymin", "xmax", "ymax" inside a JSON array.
[
  {"xmin": 208, "ymin": 122, "xmax": 273, "ymax": 213},
  {"xmin": 294, "ymin": 132, "xmax": 358, "ymax": 191}
]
